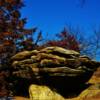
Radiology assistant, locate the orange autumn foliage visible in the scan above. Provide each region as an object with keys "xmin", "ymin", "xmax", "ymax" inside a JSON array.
[
  {"xmin": 44, "ymin": 28, "xmax": 80, "ymax": 52},
  {"xmin": 0, "ymin": 0, "xmax": 36, "ymax": 64}
]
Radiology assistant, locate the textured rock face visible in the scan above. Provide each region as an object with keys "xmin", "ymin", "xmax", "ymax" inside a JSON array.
[
  {"xmin": 76, "ymin": 83, "xmax": 100, "ymax": 100},
  {"xmin": 28, "ymin": 68, "xmax": 100, "ymax": 100},
  {"xmin": 11, "ymin": 46, "xmax": 100, "ymax": 84},
  {"xmin": 10, "ymin": 46, "xmax": 100, "ymax": 98},
  {"xmin": 29, "ymin": 84, "xmax": 64, "ymax": 100}
]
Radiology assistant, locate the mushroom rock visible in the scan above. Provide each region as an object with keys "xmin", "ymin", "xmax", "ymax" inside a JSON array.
[
  {"xmin": 10, "ymin": 46, "xmax": 100, "ymax": 83},
  {"xmin": 10, "ymin": 46, "xmax": 100, "ymax": 97}
]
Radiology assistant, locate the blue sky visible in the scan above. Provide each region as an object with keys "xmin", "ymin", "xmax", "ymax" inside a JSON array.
[{"xmin": 21, "ymin": 0, "xmax": 100, "ymax": 37}]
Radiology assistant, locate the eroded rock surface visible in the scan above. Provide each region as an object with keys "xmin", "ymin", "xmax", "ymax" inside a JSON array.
[
  {"xmin": 9, "ymin": 46, "xmax": 100, "ymax": 99},
  {"xmin": 29, "ymin": 84, "xmax": 64, "ymax": 100}
]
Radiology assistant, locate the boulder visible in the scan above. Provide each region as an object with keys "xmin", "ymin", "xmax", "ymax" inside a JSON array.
[
  {"xmin": 11, "ymin": 46, "xmax": 100, "ymax": 82},
  {"xmin": 29, "ymin": 84, "xmax": 64, "ymax": 100},
  {"xmin": 10, "ymin": 46, "xmax": 100, "ymax": 97}
]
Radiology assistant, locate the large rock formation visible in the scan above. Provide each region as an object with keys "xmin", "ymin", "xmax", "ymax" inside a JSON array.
[{"xmin": 10, "ymin": 46, "xmax": 100, "ymax": 98}]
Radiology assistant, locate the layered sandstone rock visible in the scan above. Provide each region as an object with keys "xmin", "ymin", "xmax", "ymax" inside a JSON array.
[
  {"xmin": 10, "ymin": 46, "xmax": 100, "ymax": 99},
  {"xmin": 11, "ymin": 46, "xmax": 100, "ymax": 84}
]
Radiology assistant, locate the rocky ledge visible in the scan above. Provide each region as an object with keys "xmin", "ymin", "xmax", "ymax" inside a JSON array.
[{"xmin": 4, "ymin": 46, "xmax": 100, "ymax": 99}]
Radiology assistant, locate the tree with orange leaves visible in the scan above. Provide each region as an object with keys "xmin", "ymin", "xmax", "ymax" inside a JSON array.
[
  {"xmin": 0, "ymin": 0, "xmax": 39, "ymax": 64},
  {"xmin": 44, "ymin": 28, "xmax": 80, "ymax": 52}
]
